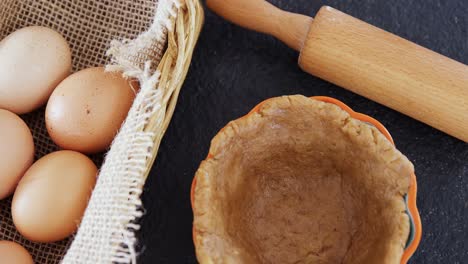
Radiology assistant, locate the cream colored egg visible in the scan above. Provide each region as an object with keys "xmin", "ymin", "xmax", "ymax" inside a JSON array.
[
  {"xmin": 0, "ymin": 109, "xmax": 34, "ymax": 200},
  {"xmin": 0, "ymin": 241, "xmax": 34, "ymax": 264},
  {"xmin": 0, "ymin": 26, "xmax": 72, "ymax": 114},
  {"xmin": 46, "ymin": 67, "xmax": 137, "ymax": 154},
  {"xmin": 12, "ymin": 150, "xmax": 97, "ymax": 243}
]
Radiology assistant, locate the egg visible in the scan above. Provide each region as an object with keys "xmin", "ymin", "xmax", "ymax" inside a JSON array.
[
  {"xmin": 0, "ymin": 109, "xmax": 34, "ymax": 200},
  {"xmin": 0, "ymin": 241, "xmax": 33, "ymax": 264},
  {"xmin": 0, "ymin": 26, "xmax": 72, "ymax": 114},
  {"xmin": 46, "ymin": 67, "xmax": 137, "ymax": 154},
  {"xmin": 12, "ymin": 150, "xmax": 97, "ymax": 243}
]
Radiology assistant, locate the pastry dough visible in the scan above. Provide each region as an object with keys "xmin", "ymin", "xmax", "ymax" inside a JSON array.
[{"xmin": 193, "ymin": 95, "xmax": 413, "ymax": 264}]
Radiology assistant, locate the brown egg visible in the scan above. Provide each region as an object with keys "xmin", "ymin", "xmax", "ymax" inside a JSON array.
[
  {"xmin": 12, "ymin": 150, "xmax": 97, "ymax": 243},
  {"xmin": 0, "ymin": 110, "xmax": 34, "ymax": 200},
  {"xmin": 46, "ymin": 67, "xmax": 137, "ymax": 154},
  {"xmin": 0, "ymin": 26, "xmax": 72, "ymax": 114},
  {"xmin": 0, "ymin": 241, "xmax": 34, "ymax": 264}
]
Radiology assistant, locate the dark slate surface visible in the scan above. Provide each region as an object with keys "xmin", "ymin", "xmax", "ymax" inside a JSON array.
[{"xmin": 137, "ymin": 0, "xmax": 468, "ymax": 263}]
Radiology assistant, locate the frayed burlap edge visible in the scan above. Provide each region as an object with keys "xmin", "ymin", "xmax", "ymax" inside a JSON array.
[{"xmin": 61, "ymin": 0, "xmax": 203, "ymax": 263}]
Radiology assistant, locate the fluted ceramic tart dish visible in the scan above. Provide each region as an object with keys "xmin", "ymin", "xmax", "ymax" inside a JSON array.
[{"xmin": 191, "ymin": 95, "xmax": 421, "ymax": 264}]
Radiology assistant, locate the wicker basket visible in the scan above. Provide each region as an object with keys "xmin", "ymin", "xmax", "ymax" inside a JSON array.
[{"xmin": 0, "ymin": 0, "xmax": 203, "ymax": 263}]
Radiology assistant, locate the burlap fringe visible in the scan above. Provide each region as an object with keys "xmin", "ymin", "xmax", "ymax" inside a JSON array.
[{"xmin": 62, "ymin": 0, "xmax": 203, "ymax": 263}]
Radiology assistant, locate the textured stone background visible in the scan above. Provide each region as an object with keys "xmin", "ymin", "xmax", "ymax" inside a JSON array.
[{"xmin": 137, "ymin": 0, "xmax": 468, "ymax": 263}]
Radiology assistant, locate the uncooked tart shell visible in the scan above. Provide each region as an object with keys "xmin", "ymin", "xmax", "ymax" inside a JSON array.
[{"xmin": 193, "ymin": 95, "xmax": 413, "ymax": 264}]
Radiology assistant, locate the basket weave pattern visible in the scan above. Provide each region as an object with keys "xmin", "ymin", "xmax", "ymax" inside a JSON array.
[{"xmin": 0, "ymin": 0, "xmax": 203, "ymax": 263}]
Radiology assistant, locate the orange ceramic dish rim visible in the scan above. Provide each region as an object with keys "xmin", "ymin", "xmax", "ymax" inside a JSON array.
[{"xmin": 191, "ymin": 96, "xmax": 422, "ymax": 263}]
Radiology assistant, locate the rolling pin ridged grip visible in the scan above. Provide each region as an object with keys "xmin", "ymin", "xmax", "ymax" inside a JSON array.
[{"xmin": 299, "ymin": 7, "xmax": 468, "ymax": 142}]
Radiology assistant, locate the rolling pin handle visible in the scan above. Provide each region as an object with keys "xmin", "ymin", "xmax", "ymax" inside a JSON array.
[{"xmin": 206, "ymin": 0, "xmax": 313, "ymax": 51}]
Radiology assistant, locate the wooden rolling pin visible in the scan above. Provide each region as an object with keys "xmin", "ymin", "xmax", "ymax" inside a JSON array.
[{"xmin": 207, "ymin": 0, "xmax": 468, "ymax": 142}]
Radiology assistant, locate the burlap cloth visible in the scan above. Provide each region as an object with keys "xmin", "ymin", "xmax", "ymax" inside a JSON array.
[{"xmin": 0, "ymin": 0, "xmax": 202, "ymax": 263}]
